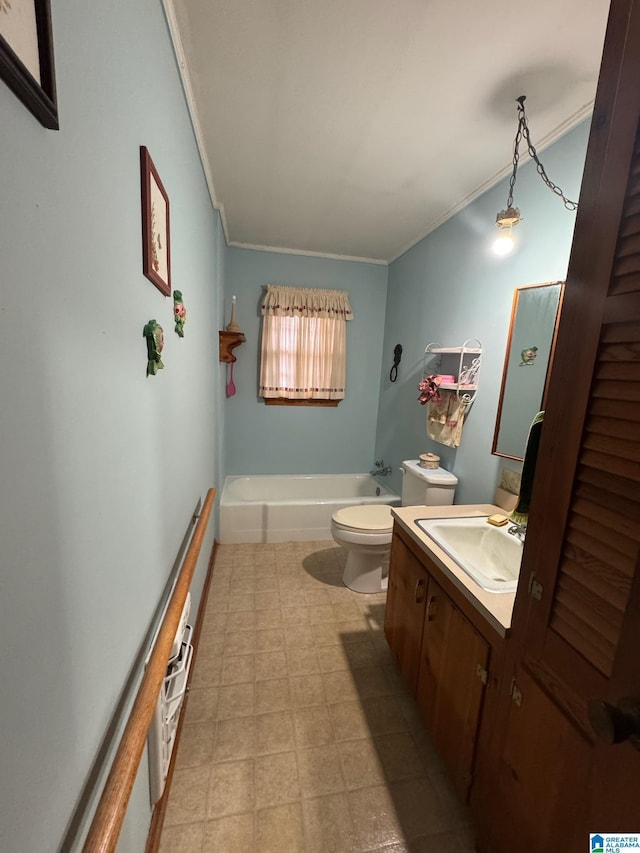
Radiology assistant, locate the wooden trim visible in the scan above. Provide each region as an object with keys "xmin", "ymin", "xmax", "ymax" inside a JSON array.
[
  {"xmin": 145, "ymin": 540, "xmax": 218, "ymax": 853},
  {"xmin": 491, "ymin": 281, "xmax": 564, "ymax": 460},
  {"xmin": 264, "ymin": 398, "xmax": 340, "ymax": 407},
  {"xmin": 82, "ymin": 488, "xmax": 215, "ymax": 853},
  {"xmin": 0, "ymin": 0, "xmax": 58, "ymax": 129}
]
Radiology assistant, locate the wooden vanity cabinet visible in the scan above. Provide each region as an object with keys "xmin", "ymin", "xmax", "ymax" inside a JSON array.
[
  {"xmin": 416, "ymin": 577, "xmax": 490, "ymax": 801},
  {"xmin": 383, "ymin": 531, "xmax": 428, "ymax": 693},
  {"xmin": 385, "ymin": 524, "xmax": 505, "ymax": 806}
]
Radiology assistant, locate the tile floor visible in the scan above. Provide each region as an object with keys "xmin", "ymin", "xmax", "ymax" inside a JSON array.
[{"xmin": 159, "ymin": 541, "xmax": 476, "ymax": 853}]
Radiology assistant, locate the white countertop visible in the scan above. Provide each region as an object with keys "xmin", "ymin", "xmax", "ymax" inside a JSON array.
[{"xmin": 391, "ymin": 504, "xmax": 517, "ymax": 637}]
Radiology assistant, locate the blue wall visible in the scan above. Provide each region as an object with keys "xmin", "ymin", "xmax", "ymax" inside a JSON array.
[
  {"xmin": 0, "ymin": 1, "xmax": 224, "ymax": 850},
  {"xmin": 224, "ymin": 248, "xmax": 388, "ymax": 476},
  {"xmin": 376, "ymin": 120, "xmax": 591, "ymax": 504}
]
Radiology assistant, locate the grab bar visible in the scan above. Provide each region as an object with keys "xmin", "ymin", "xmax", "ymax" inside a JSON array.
[{"xmin": 82, "ymin": 487, "xmax": 215, "ymax": 853}]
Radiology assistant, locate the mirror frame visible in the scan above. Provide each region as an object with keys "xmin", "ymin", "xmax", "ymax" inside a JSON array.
[{"xmin": 492, "ymin": 281, "xmax": 565, "ymax": 461}]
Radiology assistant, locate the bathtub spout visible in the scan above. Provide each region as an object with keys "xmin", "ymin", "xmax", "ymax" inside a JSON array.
[{"xmin": 372, "ymin": 460, "xmax": 392, "ymax": 476}]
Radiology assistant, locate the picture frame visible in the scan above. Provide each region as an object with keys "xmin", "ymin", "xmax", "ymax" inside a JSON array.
[
  {"xmin": 140, "ymin": 146, "xmax": 171, "ymax": 297},
  {"xmin": 0, "ymin": 0, "xmax": 58, "ymax": 129}
]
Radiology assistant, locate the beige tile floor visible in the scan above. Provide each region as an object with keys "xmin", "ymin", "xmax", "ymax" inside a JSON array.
[{"xmin": 159, "ymin": 541, "xmax": 476, "ymax": 853}]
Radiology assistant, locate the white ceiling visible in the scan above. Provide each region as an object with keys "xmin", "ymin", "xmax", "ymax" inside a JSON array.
[{"xmin": 167, "ymin": 0, "xmax": 610, "ymax": 263}]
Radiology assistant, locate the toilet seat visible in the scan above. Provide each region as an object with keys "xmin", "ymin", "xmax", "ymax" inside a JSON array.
[{"xmin": 331, "ymin": 504, "xmax": 393, "ymax": 533}]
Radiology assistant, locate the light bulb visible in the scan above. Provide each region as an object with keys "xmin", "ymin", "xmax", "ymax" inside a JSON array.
[
  {"xmin": 493, "ymin": 226, "xmax": 515, "ymax": 256},
  {"xmin": 493, "ymin": 206, "xmax": 520, "ymax": 256}
]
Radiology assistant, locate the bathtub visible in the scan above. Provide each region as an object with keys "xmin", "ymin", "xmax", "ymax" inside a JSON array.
[{"xmin": 219, "ymin": 473, "xmax": 401, "ymax": 544}]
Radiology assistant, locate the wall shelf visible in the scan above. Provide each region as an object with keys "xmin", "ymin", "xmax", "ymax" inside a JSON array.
[
  {"xmin": 424, "ymin": 339, "xmax": 482, "ymax": 402},
  {"xmin": 219, "ymin": 330, "xmax": 246, "ymax": 363}
]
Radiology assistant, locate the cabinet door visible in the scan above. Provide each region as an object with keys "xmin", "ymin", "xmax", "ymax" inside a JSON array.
[
  {"xmin": 417, "ymin": 579, "xmax": 490, "ymax": 801},
  {"xmin": 384, "ymin": 533, "xmax": 428, "ymax": 694}
]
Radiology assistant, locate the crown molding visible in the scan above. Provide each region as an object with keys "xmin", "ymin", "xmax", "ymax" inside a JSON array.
[
  {"xmin": 228, "ymin": 240, "xmax": 388, "ymax": 265},
  {"xmin": 162, "ymin": 0, "xmax": 231, "ymax": 244}
]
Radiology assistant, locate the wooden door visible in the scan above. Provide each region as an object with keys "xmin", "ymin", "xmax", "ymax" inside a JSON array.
[
  {"xmin": 488, "ymin": 2, "xmax": 640, "ymax": 849},
  {"xmin": 384, "ymin": 531, "xmax": 428, "ymax": 693},
  {"xmin": 417, "ymin": 579, "xmax": 490, "ymax": 801}
]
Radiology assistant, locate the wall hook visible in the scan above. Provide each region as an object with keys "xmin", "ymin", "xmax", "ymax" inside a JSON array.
[{"xmin": 389, "ymin": 344, "xmax": 403, "ymax": 382}]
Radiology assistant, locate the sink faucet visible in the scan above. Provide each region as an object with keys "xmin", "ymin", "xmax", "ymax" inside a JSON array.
[
  {"xmin": 508, "ymin": 522, "xmax": 527, "ymax": 542},
  {"xmin": 372, "ymin": 459, "xmax": 392, "ymax": 476}
]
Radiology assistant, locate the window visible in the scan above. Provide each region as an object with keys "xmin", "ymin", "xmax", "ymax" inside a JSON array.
[{"xmin": 259, "ymin": 285, "xmax": 353, "ymax": 406}]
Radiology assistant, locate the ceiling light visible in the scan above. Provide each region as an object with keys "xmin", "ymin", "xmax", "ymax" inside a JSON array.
[
  {"xmin": 493, "ymin": 95, "xmax": 577, "ymax": 255},
  {"xmin": 493, "ymin": 206, "xmax": 521, "ymax": 255}
]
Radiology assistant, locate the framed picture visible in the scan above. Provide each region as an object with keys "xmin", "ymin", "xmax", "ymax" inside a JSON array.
[
  {"xmin": 140, "ymin": 146, "xmax": 171, "ymax": 296},
  {"xmin": 0, "ymin": 0, "xmax": 58, "ymax": 129}
]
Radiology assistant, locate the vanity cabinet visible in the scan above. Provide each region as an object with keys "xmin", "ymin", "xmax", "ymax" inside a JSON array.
[
  {"xmin": 385, "ymin": 525, "xmax": 503, "ymax": 804},
  {"xmin": 416, "ymin": 578, "xmax": 490, "ymax": 800},
  {"xmin": 384, "ymin": 532, "xmax": 428, "ymax": 694}
]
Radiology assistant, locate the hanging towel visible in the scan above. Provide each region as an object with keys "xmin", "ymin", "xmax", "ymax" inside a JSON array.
[
  {"xmin": 511, "ymin": 411, "xmax": 545, "ymax": 526},
  {"xmin": 427, "ymin": 391, "xmax": 468, "ymax": 447}
]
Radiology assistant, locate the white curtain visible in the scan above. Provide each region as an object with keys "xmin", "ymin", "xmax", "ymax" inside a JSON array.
[{"xmin": 259, "ymin": 285, "xmax": 354, "ymax": 400}]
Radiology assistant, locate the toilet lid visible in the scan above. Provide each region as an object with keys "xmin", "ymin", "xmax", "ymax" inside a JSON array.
[{"xmin": 332, "ymin": 504, "xmax": 393, "ymax": 532}]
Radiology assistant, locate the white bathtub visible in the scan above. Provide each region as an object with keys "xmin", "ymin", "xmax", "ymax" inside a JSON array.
[{"xmin": 219, "ymin": 473, "xmax": 401, "ymax": 544}]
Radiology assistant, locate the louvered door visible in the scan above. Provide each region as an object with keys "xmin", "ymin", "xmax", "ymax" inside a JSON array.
[{"xmin": 486, "ymin": 3, "xmax": 640, "ymax": 851}]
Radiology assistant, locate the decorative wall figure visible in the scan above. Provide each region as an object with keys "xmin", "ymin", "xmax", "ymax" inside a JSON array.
[
  {"xmin": 143, "ymin": 319, "xmax": 164, "ymax": 376},
  {"xmin": 519, "ymin": 345, "xmax": 538, "ymax": 366},
  {"xmin": 173, "ymin": 290, "xmax": 186, "ymax": 337}
]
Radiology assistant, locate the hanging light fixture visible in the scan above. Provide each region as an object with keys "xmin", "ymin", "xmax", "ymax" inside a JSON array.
[{"xmin": 493, "ymin": 95, "xmax": 578, "ymax": 256}]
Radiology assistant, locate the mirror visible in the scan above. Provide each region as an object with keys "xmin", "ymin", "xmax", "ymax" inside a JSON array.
[{"xmin": 492, "ymin": 281, "xmax": 564, "ymax": 460}]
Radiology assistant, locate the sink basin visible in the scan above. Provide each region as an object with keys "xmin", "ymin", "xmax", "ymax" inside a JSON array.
[{"xmin": 415, "ymin": 516, "xmax": 523, "ymax": 593}]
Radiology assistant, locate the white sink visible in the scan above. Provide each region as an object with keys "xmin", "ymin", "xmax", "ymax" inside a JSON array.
[{"xmin": 416, "ymin": 516, "xmax": 523, "ymax": 593}]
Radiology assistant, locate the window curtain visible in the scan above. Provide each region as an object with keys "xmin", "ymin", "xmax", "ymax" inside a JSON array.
[{"xmin": 259, "ymin": 284, "xmax": 354, "ymax": 400}]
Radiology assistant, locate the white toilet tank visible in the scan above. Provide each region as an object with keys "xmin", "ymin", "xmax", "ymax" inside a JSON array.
[{"xmin": 401, "ymin": 459, "xmax": 458, "ymax": 506}]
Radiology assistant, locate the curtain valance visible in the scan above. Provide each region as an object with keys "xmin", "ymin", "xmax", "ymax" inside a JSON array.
[{"xmin": 261, "ymin": 284, "xmax": 353, "ymax": 320}]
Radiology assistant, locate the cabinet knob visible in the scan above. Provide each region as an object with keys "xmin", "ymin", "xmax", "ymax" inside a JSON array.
[
  {"xmin": 588, "ymin": 698, "xmax": 640, "ymax": 747},
  {"xmin": 415, "ymin": 577, "xmax": 426, "ymax": 604},
  {"xmin": 426, "ymin": 594, "xmax": 437, "ymax": 621}
]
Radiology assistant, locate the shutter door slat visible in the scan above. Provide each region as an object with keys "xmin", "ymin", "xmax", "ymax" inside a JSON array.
[
  {"xmin": 550, "ymin": 607, "xmax": 615, "ymax": 675},
  {"xmin": 585, "ymin": 414, "xmax": 640, "ymax": 443},
  {"xmin": 555, "ymin": 576, "xmax": 623, "ymax": 644},
  {"xmin": 618, "ymin": 210, "xmax": 640, "ymax": 239},
  {"xmin": 595, "ymin": 361, "xmax": 640, "ymax": 381},
  {"xmin": 582, "ymin": 432, "xmax": 640, "ymax": 464},
  {"xmin": 588, "ymin": 397, "xmax": 640, "ymax": 423},
  {"xmin": 580, "ymin": 448, "xmax": 640, "ymax": 482},
  {"xmin": 561, "ymin": 553, "xmax": 631, "ymax": 613},
  {"xmin": 591, "ymin": 378, "xmax": 640, "ymax": 401},
  {"xmin": 623, "ymin": 194, "xmax": 640, "ymax": 218},
  {"xmin": 573, "ymin": 482, "xmax": 640, "ymax": 540},
  {"xmin": 564, "ymin": 525, "xmax": 634, "ymax": 576},
  {"xmin": 600, "ymin": 320, "xmax": 640, "ymax": 343},
  {"xmin": 576, "ymin": 463, "xmax": 640, "ymax": 503},
  {"xmin": 571, "ymin": 494, "xmax": 640, "ymax": 539},
  {"xmin": 616, "ymin": 232, "xmax": 640, "ymax": 259},
  {"xmin": 597, "ymin": 341, "xmax": 640, "ymax": 360},
  {"xmin": 611, "ymin": 272, "xmax": 640, "ymax": 295},
  {"xmin": 567, "ymin": 511, "xmax": 638, "ymax": 562}
]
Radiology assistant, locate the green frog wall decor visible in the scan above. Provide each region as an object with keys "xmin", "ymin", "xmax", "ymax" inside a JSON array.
[
  {"xmin": 519, "ymin": 345, "xmax": 538, "ymax": 366},
  {"xmin": 143, "ymin": 319, "xmax": 165, "ymax": 376}
]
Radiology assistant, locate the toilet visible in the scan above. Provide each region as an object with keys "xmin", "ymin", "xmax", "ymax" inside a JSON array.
[{"xmin": 331, "ymin": 460, "xmax": 458, "ymax": 593}]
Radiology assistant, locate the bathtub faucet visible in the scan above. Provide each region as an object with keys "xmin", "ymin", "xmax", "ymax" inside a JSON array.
[{"xmin": 372, "ymin": 460, "xmax": 392, "ymax": 476}]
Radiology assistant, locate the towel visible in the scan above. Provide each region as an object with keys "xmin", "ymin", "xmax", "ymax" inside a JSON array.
[
  {"xmin": 427, "ymin": 391, "xmax": 468, "ymax": 447},
  {"xmin": 511, "ymin": 411, "xmax": 545, "ymax": 526}
]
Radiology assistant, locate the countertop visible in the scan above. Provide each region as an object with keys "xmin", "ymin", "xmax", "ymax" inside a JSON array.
[{"xmin": 391, "ymin": 504, "xmax": 517, "ymax": 637}]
